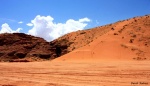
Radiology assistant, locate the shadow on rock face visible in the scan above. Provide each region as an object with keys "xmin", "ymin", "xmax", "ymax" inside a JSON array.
[
  {"xmin": 15, "ymin": 52, "xmax": 27, "ymax": 59},
  {"xmin": 55, "ymin": 46, "xmax": 62, "ymax": 57},
  {"xmin": 32, "ymin": 53, "xmax": 51, "ymax": 59}
]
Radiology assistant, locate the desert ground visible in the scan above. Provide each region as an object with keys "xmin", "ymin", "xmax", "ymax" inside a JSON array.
[
  {"xmin": 0, "ymin": 61, "xmax": 149, "ymax": 86},
  {"xmin": 0, "ymin": 15, "xmax": 149, "ymax": 86}
]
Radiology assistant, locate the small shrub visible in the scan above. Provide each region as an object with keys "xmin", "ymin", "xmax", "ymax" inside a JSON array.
[
  {"xmin": 131, "ymin": 47, "xmax": 138, "ymax": 51},
  {"xmin": 121, "ymin": 44, "xmax": 128, "ymax": 48},
  {"xmin": 114, "ymin": 33, "xmax": 118, "ymax": 35},
  {"xmin": 111, "ymin": 27, "xmax": 114, "ymax": 30},
  {"xmin": 133, "ymin": 58, "xmax": 136, "ymax": 60},
  {"xmin": 80, "ymin": 31, "xmax": 86, "ymax": 34},
  {"xmin": 137, "ymin": 57, "xmax": 141, "ymax": 60},
  {"xmin": 129, "ymin": 39, "xmax": 134, "ymax": 43},
  {"xmin": 131, "ymin": 34, "xmax": 136, "ymax": 38}
]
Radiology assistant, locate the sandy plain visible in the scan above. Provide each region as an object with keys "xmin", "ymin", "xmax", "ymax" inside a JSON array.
[{"xmin": 0, "ymin": 61, "xmax": 149, "ymax": 86}]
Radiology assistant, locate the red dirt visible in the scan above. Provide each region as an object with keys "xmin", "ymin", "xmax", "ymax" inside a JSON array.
[{"xmin": 0, "ymin": 61, "xmax": 150, "ymax": 86}]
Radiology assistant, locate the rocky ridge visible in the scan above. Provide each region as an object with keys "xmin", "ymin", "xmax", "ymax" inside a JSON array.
[{"xmin": 0, "ymin": 33, "xmax": 70, "ymax": 62}]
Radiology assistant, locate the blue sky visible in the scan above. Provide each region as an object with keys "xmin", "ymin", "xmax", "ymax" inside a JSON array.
[{"xmin": 0, "ymin": 0, "xmax": 150, "ymax": 41}]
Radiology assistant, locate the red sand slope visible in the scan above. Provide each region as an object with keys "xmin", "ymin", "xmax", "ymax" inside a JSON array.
[{"xmin": 53, "ymin": 15, "xmax": 150, "ymax": 62}]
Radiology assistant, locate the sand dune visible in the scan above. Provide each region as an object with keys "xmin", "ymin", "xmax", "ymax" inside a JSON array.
[{"xmin": 53, "ymin": 15, "xmax": 150, "ymax": 62}]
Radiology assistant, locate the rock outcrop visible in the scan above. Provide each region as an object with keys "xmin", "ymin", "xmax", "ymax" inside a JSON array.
[{"xmin": 0, "ymin": 33, "xmax": 70, "ymax": 62}]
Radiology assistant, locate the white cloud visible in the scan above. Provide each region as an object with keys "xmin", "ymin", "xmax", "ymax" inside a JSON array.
[
  {"xmin": 18, "ymin": 21, "xmax": 23, "ymax": 24},
  {"xmin": 0, "ymin": 23, "xmax": 13, "ymax": 33},
  {"xmin": 26, "ymin": 23, "xmax": 33, "ymax": 26},
  {"xmin": 0, "ymin": 23, "xmax": 22, "ymax": 33},
  {"xmin": 79, "ymin": 17, "xmax": 90, "ymax": 22},
  {"xmin": 16, "ymin": 28, "xmax": 22, "ymax": 32},
  {"xmin": 28, "ymin": 15, "xmax": 91, "ymax": 41}
]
